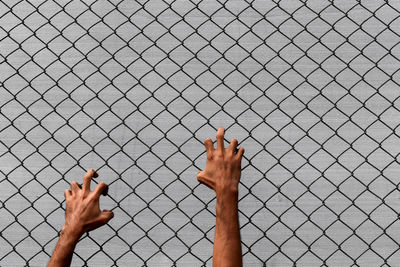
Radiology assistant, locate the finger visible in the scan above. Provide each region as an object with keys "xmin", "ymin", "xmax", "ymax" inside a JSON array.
[
  {"xmin": 236, "ymin": 147, "xmax": 245, "ymax": 159},
  {"xmin": 204, "ymin": 138, "xmax": 214, "ymax": 154},
  {"xmin": 64, "ymin": 189, "xmax": 72, "ymax": 199},
  {"xmin": 83, "ymin": 169, "xmax": 96, "ymax": 192},
  {"xmin": 70, "ymin": 181, "xmax": 80, "ymax": 194},
  {"xmin": 93, "ymin": 182, "xmax": 108, "ymax": 197},
  {"xmin": 197, "ymin": 172, "xmax": 215, "ymax": 190},
  {"xmin": 216, "ymin": 128, "xmax": 225, "ymax": 153},
  {"xmin": 228, "ymin": 138, "xmax": 238, "ymax": 153}
]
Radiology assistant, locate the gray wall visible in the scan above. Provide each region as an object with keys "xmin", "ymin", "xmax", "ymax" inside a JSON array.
[{"xmin": 1, "ymin": 0, "xmax": 400, "ymax": 266}]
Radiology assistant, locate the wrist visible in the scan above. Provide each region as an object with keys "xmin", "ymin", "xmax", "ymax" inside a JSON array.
[
  {"xmin": 216, "ymin": 185, "xmax": 239, "ymax": 199},
  {"xmin": 61, "ymin": 224, "xmax": 83, "ymax": 243},
  {"xmin": 216, "ymin": 191, "xmax": 238, "ymax": 214}
]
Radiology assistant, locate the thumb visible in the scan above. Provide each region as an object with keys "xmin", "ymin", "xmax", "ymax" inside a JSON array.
[
  {"xmin": 197, "ymin": 170, "xmax": 204, "ymax": 180},
  {"xmin": 197, "ymin": 172, "xmax": 215, "ymax": 190},
  {"xmin": 100, "ymin": 209, "xmax": 114, "ymax": 224},
  {"xmin": 197, "ymin": 171, "xmax": 208, "ymax": 185}
]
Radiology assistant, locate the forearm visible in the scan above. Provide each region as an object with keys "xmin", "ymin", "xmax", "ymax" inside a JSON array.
[
  {"xmin": 213, "ymin": 191, "xmax": 242, "ymax": 267},
  {"xmin": 47, "ymin": 226, "xmax": 81, "ymax": 267}
]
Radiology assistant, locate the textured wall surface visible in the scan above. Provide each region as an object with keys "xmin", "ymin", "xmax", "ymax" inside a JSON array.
[{"xmin": 1, "ymin": 0, "xmax": 400, "ymax": 266}]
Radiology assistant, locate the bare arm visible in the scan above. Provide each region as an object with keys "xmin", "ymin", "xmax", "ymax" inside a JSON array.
[
  {"xmin": 47, "ymin": 169, "xmax": 114, "ymax": 267},
  {"xmin": 198, "ymin": 128, "xmax": 244, "ymax": 267}
]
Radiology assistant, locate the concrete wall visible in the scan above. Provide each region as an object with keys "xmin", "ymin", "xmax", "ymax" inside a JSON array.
[{"xmin": 1, "ymin": 0, "xmax": 400, "ymax": 266}]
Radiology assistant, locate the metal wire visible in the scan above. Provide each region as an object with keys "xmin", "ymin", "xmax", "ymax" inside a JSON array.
[{"xmin": 1, "ymin": 0, "xmax": 400, "ymax": 266}]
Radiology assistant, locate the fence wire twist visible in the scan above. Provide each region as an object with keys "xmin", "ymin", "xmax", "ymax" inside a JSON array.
[{"xmin": 1, "ymin": 0, "xmax": 400, "ymax": 266}]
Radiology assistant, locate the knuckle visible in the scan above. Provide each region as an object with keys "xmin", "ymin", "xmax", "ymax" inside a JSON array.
[{"xmin": 215, "ymin": 150, "xmax": 223, "ymax": 157}]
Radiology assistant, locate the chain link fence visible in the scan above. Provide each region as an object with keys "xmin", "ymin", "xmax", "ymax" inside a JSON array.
[{"xmin": 1, "ymin": 0, "xmax": 400, "ymax": 266}]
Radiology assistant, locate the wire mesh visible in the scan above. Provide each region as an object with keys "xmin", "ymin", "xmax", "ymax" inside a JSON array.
[{"xmin": 1, "ymin": 0, "xmax": 400, "ymax": 266}]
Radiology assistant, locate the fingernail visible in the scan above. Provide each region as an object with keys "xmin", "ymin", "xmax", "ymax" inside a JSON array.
[
  {"xmin": 102, "ymin": 185, "xmax": 109, "ymax": 196},
  {"xmin": 93, "ymin": 171, "xmax": 98, "ymax": 178}
]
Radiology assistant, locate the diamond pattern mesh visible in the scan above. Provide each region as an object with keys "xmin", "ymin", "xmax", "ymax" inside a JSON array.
[{"xmin": 1, "ymin": 0, "xmax": 400, "ymax": 266}]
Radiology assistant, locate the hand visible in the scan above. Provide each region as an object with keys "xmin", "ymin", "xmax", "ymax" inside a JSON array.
[
  {"xmin": 197, "ymin": 128, "xmax": 245, "ymax": 197},
  {"xmin": 63, "ymin": 169, "xmax": 114, "ymax": 238}
]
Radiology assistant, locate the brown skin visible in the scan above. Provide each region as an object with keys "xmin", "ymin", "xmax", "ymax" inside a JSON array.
[
  {"xmin": 47, "ymin": 169, "xmax": 114, "ymax": 267},
  {"xmin": 198, "ymin": 128, "xmax": 244, "ymax": 267}
]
